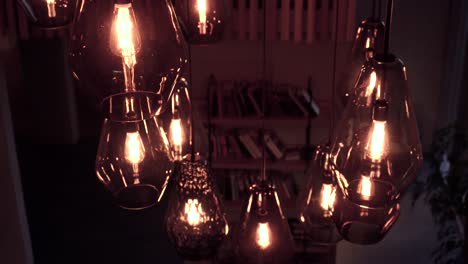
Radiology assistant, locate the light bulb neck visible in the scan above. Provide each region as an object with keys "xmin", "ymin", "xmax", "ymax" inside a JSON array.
[
  {"xmin": 114, "ymin": 0, "xmax": 132, "ymax": 4},
  {"xmin": 372, "ymin": 99, "xmax": 388, "ymax": 121}
]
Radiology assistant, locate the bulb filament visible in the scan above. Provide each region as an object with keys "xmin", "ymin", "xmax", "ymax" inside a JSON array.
[
  {"xmin": 367, "ymin": 119, "xmax": 387, "ymax": 161},
  {"xmin": 359, "ymin": 176, "xmax": 373, "ymax": 200},
  {"xmin": 170, "ymin": 118, "xmax": 183, "ymax": 160},
  {"xmin": 320, "ymin": 184, "xmax": 336, "ymax": 213},
  {"xmin": 197, "ymin": 0, "xmax": 207, "ymax": 35},
  {"xmin": 124, "ymin": 132, "xmax": 145, "ymax": 178},
  {"xmin": 256, "ymin": 223, "xmax": 271, "ymax": 250},
  {"xmin": 183, "ymin": 199, "xmax": 205, "ymax": 226},
  {"xmin": 46, "ymin": 0, "xmax": 56, "ymax": 18}
]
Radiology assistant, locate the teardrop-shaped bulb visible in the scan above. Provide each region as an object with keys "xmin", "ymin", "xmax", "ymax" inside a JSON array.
[
  {"xmin": 96, "ymin": 92, "xmax": 174, "ymax": 210},
  {"xmin": 18, "ymin": 0, "xmax": 78, "ymax": 28},
  {"xmin": 338, "ymin": 18, "xmax": 385, "ymax": 107},
  {"xmin": 332, "ymin": 185, "xmax": 400, "ymax": 245},
  {"xmin": 237, "ymin": 181, "xmax": 295, "ymax": 264},
  {"xmin": 69, "ymin": 0, "xmax": 188, "ymax": 114},
  {"xmin": 298, "ymin": 145, "xmax": 341, "ymax": 244},
  {"xmin": 174, "ymin": 0, "xmax": 227, "ymax": 44},
  {"xmin": 330, "ymin": 54, "xmax": 422, "ymax": 242},
  {"xmin": 165, "ymin": 155, "xmax": 229, "ymax": 260}
]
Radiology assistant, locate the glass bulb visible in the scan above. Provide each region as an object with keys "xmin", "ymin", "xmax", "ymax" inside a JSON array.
[
  {"xmin": 174, "ymin": 0, "xmax": 227, "ymax": 44},
  {"xmin": 165, "ymin": 155, "xmax": 228, "ymax": 260},
  {"xmin": 237, "ymin": 182, "xmax": 295, "ymax": 264},
  {"xmin": 96, "ymin": 92, "xmax": 174, "ymax": 210},
  {"xmin": 69, "ymin": 0, "xmax": 188, "ymax": 114},
  {"xmin": 18, "ymin": 0, "xmax": 77, "ymax": 28},
  {"xmin": 332, "ymin": 185, "xmax": 400, "ymax": 245},
  {"xmin": 330, "ymin": 54, "xmax": 422, "ymax": 242},
  {"xmin": 338, "ymin": 18, "xmax": 385, "ymax": 106},
  {"xmin": 298, "ymin": 145, "xmax": 341, "ymax": 244}
]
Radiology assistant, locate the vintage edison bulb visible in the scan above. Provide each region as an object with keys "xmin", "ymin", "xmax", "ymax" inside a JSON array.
[
  {"xmin": 237, "ymin": 182, "xmax": 295, "ymax": 264},
  {"xmin": 162, "ymin": 78, "xmax": 191, "ymax": 161},
  {"xmin": 69, "ymin": 0, "xmax": 188, "ymax": 113},
  {"xmin": 18, "ymin": 0, "xmax": 77, "ymax": 28},
  {"xmin": 330, "ymin": 54, "xmax": 423, "ymax": 243},
  {"xmin": 338, "ymin": 18, "xmax": 385, "ymax": 107},
  {"xmin": 165, "ymin": 155, "xmax": 228, "ymax": 260},
  {"xmin": 298, "ymin": 145, "xmax": 341, "ymax": 244},
  {"xmin": 174, "ymin": 0, "xmax": 227, "ymax": 44},
  {"xmin": 96, "ymin": 92, "xmax": 174, "ymax": 210}
]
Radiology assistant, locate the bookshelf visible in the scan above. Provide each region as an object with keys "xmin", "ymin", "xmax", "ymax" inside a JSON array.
[
  {"xmin": 212, "ymin": 159, "xmax": 308, "ymax": 171},
  {"xmin": 203, "ymin": 117, "xmax": 310, "ymax": 127}
]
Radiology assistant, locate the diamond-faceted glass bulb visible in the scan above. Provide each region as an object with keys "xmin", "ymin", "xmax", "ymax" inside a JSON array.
[
  {"xmin": 165, "ymin": 155, "xmax": 228, "ymax": 260},
  {"xmin": 18, "ymin": 0, "xmax": 77, "ymax": 28},
  {"xmin": 69, "ymin": 0, "xmax": 188, "ymax": 113},
  {"xmin": 237, "ymin": 182, "xmax": 295, "ymax": 264},
  {"xmin": 338, "ymin": 18, "xmax": 385, "ymax": 106},
  {"xmin": 174, "ymin": 0, "xmax": 227, "ymax": 44},
  {"xmin": 298, "ymin": 145, "xmax": 341, "ymax": 244},
  {"xmin": 96, "ymin": 92, "xmax": 174, "ymax": 210}
]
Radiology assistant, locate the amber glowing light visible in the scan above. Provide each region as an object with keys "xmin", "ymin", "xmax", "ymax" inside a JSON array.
[
  {"xmin": 366, "ymin": 120, "xmax": 387, "ymax": 161},
  {"xmin": 46, "ymin": 0, "xmax": 56, "ymax": 18},
  {"xmin": 124, "ymin": 132, "xmax": 145, "ymax": 178},
  {"xmin": 320, "ymin": 184, "xmax": 336, "ymax": 211},
  {"xmin": 256, "ymin": 223, "xmax": 271, "ymax": 249},
  {"xmin": 182, "ymin": 198, "xmax": 206, "ymax": 226},
  {"xmin": 197, "ymin": 0, "xmax": 207, "ymax": 34}
]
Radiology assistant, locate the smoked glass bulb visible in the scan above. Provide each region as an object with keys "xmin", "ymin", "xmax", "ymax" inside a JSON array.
[
  {"xmin": 96, "ymin": 92, "xmax": 174, "ymax": 210},
  {"xmin": 298, "ymin": 145, "xmax": 341, "ymax": 244},
  {"xmin": 237, "ymin": 182, "xmax": 295, "ymax": 264},
  {"xmin": 69, "ymin": 0, "xmax": 188, "ymax": 114},
  {"xmin": 174, "ymin": 0, "xmax": 227, "ymax": 44},
  {"xmin": 165, "ymin": 155, "xmax": 228, "ymax": 260},
  {"xmin": 18, "ymin": 0, "xmax": 77, "ymax": 28},
  {"xmin": 338, "ymin": 18, "xmax": 385, "ymax": 106},
  {"xmin": 330, "ymin": 54, "xmax": 422, "ymax": 243}
]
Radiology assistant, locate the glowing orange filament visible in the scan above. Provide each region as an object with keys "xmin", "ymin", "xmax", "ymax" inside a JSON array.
[
  {"xmin": 46, "ymin": 0, "xmax": 56, "ymax": 18},
  {"xmin": 256, "ymin": 223, "xmax": 271, "ymax": 249},
  {"xmin": 183, "ymin": 199, "xmax": 205, "ymax": 226},
  {"xmin": 197, "ymin": 0, "xmax": 207, "ymax": 34},
  {"xmin": 320, "ymin": 184, "xmax": 336, "ymax": 211},
  {"xmin": 124, "ymin": 132, "xmax": 145, "ymax": 179}
]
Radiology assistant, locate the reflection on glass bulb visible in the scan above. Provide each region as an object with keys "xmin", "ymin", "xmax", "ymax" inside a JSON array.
[
  {"xmin": 256, "ymin": 223, "xmax": 271, "ymax": 250},
  {"xmin": 46, "ymin": 0, "xmax": 56, "ymax": 17},
  {"xmin": 183, "ymin": 198, "xmax": 205, "ymax": 226},
  {"xmin": 197, "ymin": 0, "xmax": 207, "ymax": 34},
  {"xmin": 110, "ymin": 3, "xmax": 141, "ymax": 92}
]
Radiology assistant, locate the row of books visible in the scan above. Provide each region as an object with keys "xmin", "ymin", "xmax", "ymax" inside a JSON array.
[
  {"xmin": 209, "ymin": 80, "xmax": 320, "ymax": 118},
  {"xmin": 211, "ymin": 129, "xmax": 303, "ymax": 161},
  {"xmin": 215, "ymin": 170, "xmax": 299, "ymax": 202}
]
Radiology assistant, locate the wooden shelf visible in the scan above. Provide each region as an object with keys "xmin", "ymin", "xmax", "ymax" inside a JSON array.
[
  {"xmin": 203, "ymin": 117, "xmax": 310, "ymax": 127},
  {"xmin": 211, "ymin": 159, "xmax": 308, "ymax": 171}
]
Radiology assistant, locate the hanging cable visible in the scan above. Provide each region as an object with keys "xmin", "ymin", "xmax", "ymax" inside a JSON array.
[
  {"xmin": 185, "ymin": 1, "xmax": 195, "ymax": 162},
  {"xmin": 260, "ymin": 0, "xmax": 267, "ymax": 182},
  {"xmin": 328, "ymin": 0, "xmax": 340, "ymax": 145},
  {"xmin": 384, "ymin": 0, "xmax": 393, "ymax": 56}
]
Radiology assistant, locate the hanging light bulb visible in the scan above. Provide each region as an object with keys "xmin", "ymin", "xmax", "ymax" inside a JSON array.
[
  {"xmin": 174, "ymin": 0, "xmax": 227, "ymax": 44},
  {"xmin": 330, "ymin": 53, "xmax": 423, "ymax": 243},
  {"xmin": 298, "ymin": 145, "xmax": 341, "ymax": 244},
  {"xmin": 18, "ymin": 0, "xmax": 77, "ymax": 28},
  {"xmin": 69, "ymin": 0, "xmax": 188, "ymax": 114},
  {"xmin": 237, "ymin": 181, "xmax": 295, "ymax": 264},
  {"xmin": 337, "ymin": 18, "xmax": 385, "ymax": 107},
  {"xmin": 165, "ymin": 154, "xmax": 229, "ymax": 260},
  {"xmin": 96, "ymin": 92, "xmax": 174, "ymax": 210}
]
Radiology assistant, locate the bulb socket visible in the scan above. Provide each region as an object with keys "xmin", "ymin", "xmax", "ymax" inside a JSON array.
[
  {"xmin": 372, "ymin": 99, "xmax": 388, "ymax": 121},
  {"xmin": 114, "ymin": 0, "xmax": 133, "ymax": 4}
]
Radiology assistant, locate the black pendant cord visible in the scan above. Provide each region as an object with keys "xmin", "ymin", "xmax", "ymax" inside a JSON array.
[
  {"xmin": 185, "ymin": 1, "xmax": 195, "ymax": 162},
  {"xmin": 372, "ymin": 0, "xmax": 376, "ymax": 20},
  {"xmin": 384, "ymin": 0, "xmax": 393, "ymax": 57},
  {"xmin": 328, "ymin": 0, "xmax": 340, "ymax": 145},
  {"xmin": 260, "ymin": 0, "xmax": 267, "ymax": 183},
  {"xmin": 378, "ymin": 0, "xmax": 382, "ymax": 20}
]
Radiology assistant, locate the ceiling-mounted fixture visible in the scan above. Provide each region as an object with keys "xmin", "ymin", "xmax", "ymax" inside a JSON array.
[
  {"xmin": 165, "ymin": 154, "xmax": 229, "ymax": 260},
  {"xmin": 330, "ymin": 0, "xmax": 423, "ymax": 244},
  {"xmin": 174, "ymin": 0, "xmax": 227, "ymax": 44},
  {"xmin": 18, "ymin": 0, "xmax": 77, "ymax": 28},
  {"xmin": 69, "ymin": 0, "xmax": 188, "ymax": 114}
]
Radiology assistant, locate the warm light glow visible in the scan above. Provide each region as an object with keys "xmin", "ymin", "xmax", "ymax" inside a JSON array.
[
  {"xmin": 299, "ymin": 214, "xmax": 305, "ymax": 223},
  {"xmin": 256, "ymin": 223, "xmax": 271, "ymax": 249},
  {"xmin": 365, "ymin": 71, "xmax": 377, "ymax": 98},
  {"xmin": 46, "ymin": 0, "xmax": 56, "ymax": 18},
  {"xmin": 365, "ymin": 37, "xmax": 370, "ymax": 49},
  {"xmin": 111, "ymin": 3, "xmax": 140, "ymax": 91},
  {"xmin": 197, "ymin": 0, "xmax": 207, "ymax": 34},
  {"xmin": 320, "ymin": 184, "xmax": 336, "ymax": 211},
  {"xmin": 359, "ymin": 176, "xmax": 373, "ymax": 199},
  {"xmin": 367, "ymin": 120, "xmax": 387, "ymax": 161},
  {"xmin": 124, "ymin": 132, "xmax": 145, "ymax": 165},
  {"xmin": 170, "ymin": 118, "xmax": 183, "ymax": 160},
  {"xmin": 183, "ymin": 199, "xmax": 205, "ymax": 226}
]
